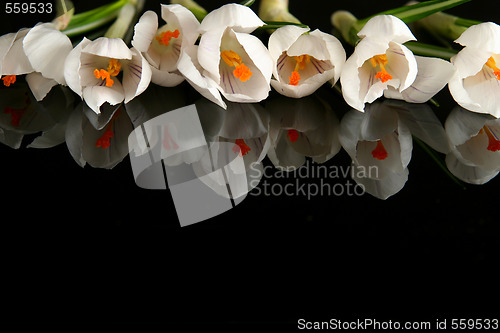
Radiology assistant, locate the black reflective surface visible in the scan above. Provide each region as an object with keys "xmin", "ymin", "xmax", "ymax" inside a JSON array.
[{"xmin": 1, "ymin": 0, "xmax": 499, "ymax": 327}]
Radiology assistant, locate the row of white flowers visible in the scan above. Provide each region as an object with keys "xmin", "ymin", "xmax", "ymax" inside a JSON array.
[{"xmin": 1, "ymin": 3, "xmax": 499, "ymax": 118}]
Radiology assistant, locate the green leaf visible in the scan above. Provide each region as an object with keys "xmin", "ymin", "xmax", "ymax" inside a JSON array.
[
  {"xmin": 258, "ymin": 21, "xmax": 309, "ymax": 31},
  {"xmin": 404, "ymin": 41, "xmax": 458, "ymax": 60},
  {"xmin": 240, "ymin": 0, "xmax": 255, "ymax": 7},
  {"xmin": 358, "ymin": 0, "xmax": 472, "ymax": 25}
]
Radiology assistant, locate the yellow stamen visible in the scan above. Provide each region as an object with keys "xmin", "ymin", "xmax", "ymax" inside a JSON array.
[
  {"xmin": 156, "ymin": 29, "xmax": 180, "ymax": 46},
  {"xmin": 94, "ymin": 59, "xmax": 121, "ymax": 87},
  {"xmin": 370, "ymin": 54, "xmax": 392, "ymax": 83},
  {"xmin": 288, "ymin": 55, "xmax": 310, "ymax": 86},
  {"xmin": 485, "ymin": 56, "xmax": 500, "ymax": 80},
  {"xmin": 2, "ymin": 75, "xmax": 16, "ymax": 87},
  {"xmin": 220, "ymin": 50, "xmax": 253, "ymax": 82}
]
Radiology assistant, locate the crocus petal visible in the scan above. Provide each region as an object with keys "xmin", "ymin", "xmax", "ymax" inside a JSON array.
[
  {"xmin": 454, "ymin": 22, "xmax": 500, "ymax": 53},
  {"xmin": 1, "ymin": 28, "xmax": 33, "ymax": 75},
  {"xmin": 385, "ymin": 56, "xmax": 455, "ymax": 103},
  {"xmin": 161, "ymin": 4, "xmax": 200, "ymax": 47},
  {"xmin": 352, "ymin": 161, "xmax": 409, "ymax": 200},
  {"xmin": 150, "ymin": 66, "xmax": 184, "ymax": 87},
  {"xmin": 268, "ymin": 25, "xmax": 310, "ymax": 74},
  {"xmin": 82, "ymin": 81, "xmax": 125, "ymax": 114},
  {"xmin": 123, "ymin": 48, "xmax": 152, "ymax": 103},
  {"xmin": 23, "ymin": 23, "xmax": 72, "ymax": 84},
  {"xmin": 445, "ymin": 153, "xmax": 499, "ymax": 185},
  {"xmin": 199, "ymin": 3, "xmax": 265, "ymax": 34},
  {"xmin": 445, "ymin": 106, "xmax": 488, "ymax": 147},
  {"xmin": 357, "ymin": 15, "xmax": 416, "ymax": 44},
  {"xmin": 0, "ymin": 32, "xmax": 18, "ymax": 74},
  {"xmin": 131, "ymin": 10, "xmax": 158, "ymax": 53},
  {"xmin": 310, "ymin": 29, "xmax": 346, "ymax": 84},
  {"xmin": 64, "ymin": 37, "xmax": 91, "ymax": 97},
  {"xmin": 81, "ymin": 37, "xmax": 132, "ymax": 60},
  {"xmin": 177, "ymin": 47, "xmax": 226, "ymax": 109},
  {"xmin": 197, "ymin": 27, "xmax": 225, "ymax": 83},
  {"xmin": 25, "ymin": 72, "xmax": 58, "ymax": 101}
]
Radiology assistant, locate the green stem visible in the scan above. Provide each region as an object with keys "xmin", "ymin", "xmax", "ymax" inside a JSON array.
[
  {"xmin": 257, "ymin": 21, "xmax": 309, "ymax": 31},
  {"xmin": 66, "ymin": 0, "xmax": 127, "ymax": 28},
  {"xmin": 413, "ymin": 136, "xmax": 466, "ymax": 190}
]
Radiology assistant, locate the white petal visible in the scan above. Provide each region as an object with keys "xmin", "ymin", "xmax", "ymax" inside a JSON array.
[
  {"xmin": 340, "ymin": 55, "xmax": 366, "ymax": 111},
  {"xmin": 451, "ymin": 46, "xmax": 491, "ymax": 79},
  {"xmin": 150, "ymin": 66, "xmax": 184, "ymax": 87},
  {"xmin": 445, "ymin": 106, "xmax": 490, "ymax": 147},
  {"xmin": 0, "ymin": 32, "xmax": 18, "ymax": 74},
  {"xmin": 454, "ymin": 22, "xmax": 500, "ymax": 53},
  {"xmin": 268, "ymin": 25, "xmax": 309, "ymax": 66},
  {"xmin": 199, "ymin": 3, "xmax": 264, "ymax": 34},
  {"xmin": 123, "ymin": 48, "xmax": 152, "ymax": 103},
  {"xmin": 82, "ymin": 37, "xmax": 132, "ymax": 60},
  {"xmin": 352, "ymin": 161, "xmax": 409, "ymax": 199},
  {"xmin": 131, "ymin": 11, "xmax": 158, "ymax": 53},
  {"xmin": 389, "ymin": 56, "xmax": 455, "ymax": 103},
  {"xmin": 445, "ymin": 153, "xmax": 499, "ymax": 185},
  {"xmin": 177, "ymin": 47, "xmax": 226, "ymax": 109},
  {"xmin": 358, "ymin": 15, "xmax": 416, "ymax": 44},
  {"xmin": 82, "ymin": 81, "xmax": 125, "ymax": 114},
  {"xmin": 161, "ymin": 4, "xmax": 200, "ymax": 47},
  {"xmin": 1, "ymin": 28, "xmax": 33, "ymax": 75},
  {"xmin": 64, "ymin": 37, "xmax": 91, "ymax": 97},
  {"xmin": 386, "ymin": 42, "xmax": 417, "ymax": 91},
  {"xmin": 23, "ymin": 23, "xmax": 72, "ymax": 84},
  {"xmin": 462, "ymin": 67, "xmax": 500, "ymax": 118},
  {"xmin": 234, "ymin": 31, "xmax": 273, "ymax": 86},
  {"xmin": 25, "ymin": 72, "xmax": 58, "ymax": 101},
  {"xmin": 197, "ymin": 27, "xmax": 225, "ymax": 83},
  {"xmin": 309, "ymin": 29, "xmax": 346, "ymax": 83}
]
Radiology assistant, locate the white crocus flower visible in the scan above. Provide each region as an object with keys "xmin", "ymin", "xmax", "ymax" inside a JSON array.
[
  {"xmin": 341, "ymin": 15, "xmax": 419, "ymax": 112},
  {"xmin": 268, "ymin": 25, "xmax": 346, "ymax": 98},
  {"xmin": 64, "ymin": 37, "xmax": 152, "ymax": 114},
  {"xmin": 132, "ymin": 4, "xmax": 200, "ymax": 87},
  {"xmin": 445, "ymin": 106, "xmax": 500, "ymax": 184},
  {"xmin": 0, "ymin": 23, "xmax": 72, "ymax": 101},
  {"xmin": 448, "ymin": 22, "xmax": 500, "ymax": 118},
  {"xmin": 197, "ymin": 3, "xmax": 273, "ymax": 103}
]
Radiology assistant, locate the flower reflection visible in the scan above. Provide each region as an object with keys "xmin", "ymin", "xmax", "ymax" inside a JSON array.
[
  {"xmin": 265, "ymin": 94, "xmax": 341, "ymax": 170},
  {"xmin": 445, "ymin": 106, "xmax": 500, "ymax": 184},
  {"xmin": 66, "ymin": 102, "xmax": 133, "ymax": 169},
  {"xmin": 339, "ymin": 100, "xmax": 448, "ymax": 199}
]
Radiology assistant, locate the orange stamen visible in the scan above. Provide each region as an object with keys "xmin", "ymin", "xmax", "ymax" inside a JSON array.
[
  {"xmin": 2, "ymin": 75, "xmax": 16, "ymax": 87},
  {"xmin": 370, "ymin": 54, "xmax": 392, "ymax": 83},
  {"xmin": 485, "ymin": 56, "xmax": 500, "ymax": 80},
  {"xmin": 233, "ymin": 63, "xmax": 252, "ymax": 82},
  {"xmin": 156, "ymin": 29, "xmax": 180, "ymax": 46},
  {"xmin": 288, "ymin": 55, "xmax": 310, "ymax": 86},
  {"xmin": 482, "ymin": 125, "xmax": 500, "ymax": 152},
  {"xmin": 94, "ymin": 59, "xmax": 121, "ymax": 87},
  {"xmin": 95, "ymin": 110, "xmax": 121, "ymax": 149},
  {"xmin": 289, "ymin": 71, "xmax": 301, "ymax": 86},
  {"xmin": 287, "ymin": 129, "xmax": 299, "ymax": 142},
  {"xmin": 220, "ymin": 50, "xmax": 253, "ymax": 82},
  {"xmin": 232, "ymin": 139, "xmax": 251, "ymax": 156},
  {"xmin": 371, "ymin": 140, "xmax": 388, "ymax": 160}
]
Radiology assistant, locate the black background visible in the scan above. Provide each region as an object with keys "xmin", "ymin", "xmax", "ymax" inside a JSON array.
[{"xmin": 1, "ymin": 0, "xmax": 499, "ymax": 329}]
